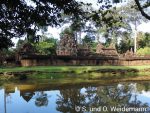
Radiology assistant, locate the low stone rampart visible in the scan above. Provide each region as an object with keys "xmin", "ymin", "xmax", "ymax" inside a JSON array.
[{"xmin": 19, "ymin": 55, "xmax": 150, "ymax": 66}]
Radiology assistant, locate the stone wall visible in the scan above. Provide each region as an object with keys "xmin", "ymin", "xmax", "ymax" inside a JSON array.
[{"xmin": 20, "ymin": 55, "xmax": 150, "ymax": 67}]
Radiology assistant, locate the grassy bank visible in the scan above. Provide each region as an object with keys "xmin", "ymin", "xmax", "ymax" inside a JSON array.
[
  {"xmin": 0, "ymin": 66, "xmax": 150, "ymax": 81},
  {"xmin": 0, "ymin": 65, "xmax": 150, "ymax": 73}
]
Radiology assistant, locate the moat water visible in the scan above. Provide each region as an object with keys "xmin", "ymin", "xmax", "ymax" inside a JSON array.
[{"xmin": 0, "ymin": 80, "xmax": 150, "ymax": 113}]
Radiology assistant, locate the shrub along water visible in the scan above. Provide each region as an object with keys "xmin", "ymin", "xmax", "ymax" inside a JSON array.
[{"xmin": 0, "ymin": 66, "xmax": 150, "ymax": 81}]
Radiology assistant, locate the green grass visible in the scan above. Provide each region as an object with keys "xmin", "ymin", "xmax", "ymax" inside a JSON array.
[
  {"xmin": 0, "ymin": 66, "xmax": 150, "ymax": 81},
  {"xmin": 0, "ymin": 65, "xmax": 150, "ymax": 73}
]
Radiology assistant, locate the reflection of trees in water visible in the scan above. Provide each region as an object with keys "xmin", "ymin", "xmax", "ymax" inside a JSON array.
[
  {"xmin": 86, "ymin": 84, "xmax": 150, "ymax": 112},
  {"xmin": 137, "ymin": 82, "xmax": 150, "ymax": 92},
  {"xmin": 128, "ymin": 83, "xmax": 149, "ymax": 112},
  {"xmin": 129, "ymin": 97, "xmax": 148, "ymax": 110},
  {"xmin": 85, "ymin": 85, "xmax": 132, "ymax": 112},
  {"xmin": 56, "ymin": 83, "xmax": 150, "ymax": 113},
  {"xmin": 6, "ymin": 93, "xmax": 12, "ymax": 104},
  {"xmin": 56, "ymin": 88, "xmax": 86, "ymax": 113},
  {"xmin": 35, "ymin": 91, "xmax": 48, "ymax": 107}
]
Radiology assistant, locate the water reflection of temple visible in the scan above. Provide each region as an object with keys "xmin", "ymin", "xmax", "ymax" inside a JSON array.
[
  {"xmin": 20, "ymin": 92, "xmax": 35, "ymax": 102},
  {"xmin": 2, "ymin": 82, "xmax": 150, "ymax": 113}
]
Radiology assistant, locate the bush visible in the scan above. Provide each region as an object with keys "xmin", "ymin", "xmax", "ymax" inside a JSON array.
[
  {"xmin": 137, "ymin": 47, "xmax": 150, "ymax": 56},
  {"xmin": 19, "ymin": 74, "xmax": 27, "ymax": 80}
]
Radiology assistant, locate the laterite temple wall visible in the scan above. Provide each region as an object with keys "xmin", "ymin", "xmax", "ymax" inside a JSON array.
[{"xmin": 20, "ymin": 55, "xmax": 150, "ymax": 67}]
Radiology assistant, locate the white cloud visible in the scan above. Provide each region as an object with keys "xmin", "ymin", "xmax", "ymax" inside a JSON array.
[
  {"xmin": 48, "ymin": 27, "xmax": 61, "ymax": 39},
  {"xmin": 138, "ymin": 22, "xmax": 150, "ymax": 33}
]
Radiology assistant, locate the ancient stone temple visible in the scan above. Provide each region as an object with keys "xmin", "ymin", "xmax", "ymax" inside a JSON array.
[
  {"xmin": 96, "ymin": 43, "xmax": 118, "ymax": 57},
  {"xmin": 18, "ymin": 43, "xmax": 35, "ymax": 55},
  {"xmin": 16, "ymin": 42, "xmax": 36, "ymax": 61},
  {"xmin": 77, "ymin": 43, "xmax": 91, "ymax": 56},
  {"xmin": 56, "ymin": 34, "xmax": 77, "ymax": 56},
  {"xmin": 124, "ymin": 48, "xmax": 134, "ymax": 57},
  {"xmin": 96, "ymin": 43, "xmax": 104, "ymax": 54},
  {"xmin": 102, "ymin": 43, "xmax": 118, "ymax": 56}
]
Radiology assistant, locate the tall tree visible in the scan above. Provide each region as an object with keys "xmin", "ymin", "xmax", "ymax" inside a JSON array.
[
  {"xmin": 134, "ymin": 0, "xmax": 150, "ymax": 20},
  {"xmin": 117, "ymin": 32, "xmax": 134, "ymax": 54},
  {"xmin": 137, "ymin": 32, "xmax": 150, "ymax": 48},
  {"xmin": 0, "ymin": 0, "xmax": 83, "ymax": 49},
  {"xmin": 34, "ymin": 35, "xmax": 57, "ymax": 55},
  {"xmin": 1, "ymin": 0, "xmax": 149, "ymax": 50},
  {"xmin": 61, "ymin": 2, "xmax": 92, "ymax": 44},
  {"xmin": 117, "ymin": 0, "xmax": 148, "ymax": 53},
  {"xmin": 93, "ymin": 7, "xmax": 129, "ymax": 46},
  {"xmin": 98, "ymin": 0, "xmax": 150, "ymax": 20}
]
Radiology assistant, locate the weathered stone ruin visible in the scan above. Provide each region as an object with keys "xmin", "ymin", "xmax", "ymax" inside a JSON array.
[
  {"xmin": 16, "ymin": 42, "xmax": 36, "ymax": 62},
  {"xmin": 56, "ymin": 34, "xmax": 77, "ymax": 56},
  {"xmin": 124, "ymin": 49, "xmax": 134, "ymax": 57},
  {"xmin": 96, "ymin": 43, "xmax": 104, "ymax": 54},
  {"xmin": 96, "ymin": 43, "xmax": 118, "ymax": 57},
  {"xmin": 77, "ymin": 43, "xmax": 91, "ymax": 56},
  {"xmin": 18, "ymin": 43, "xmax": 35, "ymax": 55},
  {"xmin": 3, "ymin": 35, "xmax": 150, "ymax": 67},
  {"xmin": 56, "ymin": 33, "xmax": 95, "ymax": 56}
]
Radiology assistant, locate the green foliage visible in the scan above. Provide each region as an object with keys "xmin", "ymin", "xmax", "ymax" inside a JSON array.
[
  {"xmin": 16, "ymin": 39, "xmax": 26, "ymax": 50},
  {"xmin": 137, "ymin": 47, "xmax": 150, "ymax": 56},
  {"xmin": 35, "ymin": 37, "xmax": 57, "ymax": 55},
  {"xmin": 0, "ymin": 37, "xmax": 14, "ymax": 50},
  {"xmin": 91, "ymin": 42, "xmax": 98, "ymax": 52},
  {"xmin": 117, "ymin": 34, "xmax": 134, "ymax": 54},
  {"xmin": 137, "ymin": 32, "xmax": 150, "ymax": 49},
  {"xmin": 104, "ymin": 38, "xmax": 112, "ymax": 47},
  {"xmin": 60, "ymin": 27, "xmax": 74, "ymax": 37},
  {"xmin": 1, "ymin": 0, "xmax": 150, "ymax": 50},
  {"xmin": 145, "ymin": 33, "xmax": 150, "ymax": 47},
  {"xmin": 19, "ymin": 74, "xmax": 27, "ymax": 80},
  {"xmin": 94, "ymin": 7, "xmax": 129, "ymax": 40},
  {"xmin": 82, "ymin": 35, "xmax": 93, "ymax": 44},
  {"xmin": 1, "ymin": 48, "xmax": 16, "ymax": 57},
  {"xmin": 82, "ymin": 35, "xmax": 99, "ymax": 52},
  {"xmin": 0, "ymin": 0, "xmax": 83, "ymax": 49}
]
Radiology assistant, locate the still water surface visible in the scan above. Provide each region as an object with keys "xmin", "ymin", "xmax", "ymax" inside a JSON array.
[{"xmin": 0, "ymin": 81, "xmax": 150, "ymax": 113}]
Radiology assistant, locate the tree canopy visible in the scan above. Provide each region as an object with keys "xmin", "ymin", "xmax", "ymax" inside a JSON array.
[
  {"xmin": 134, "ymin": 0, "xmax": 150, "ymax": 20},
  {"xmin": 0, "ymin": 0, "xmax": 150, "ymax": 50},
  {"xmin": 0, "ymin": 0, "xmax": 83, "ymax": 49},
  {"xmin": 98, "ymin": 0, "xmax": 150, "ymax": 19}
]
